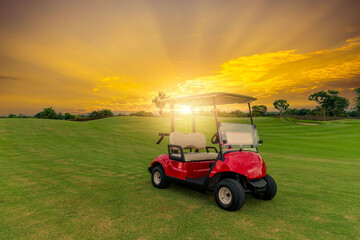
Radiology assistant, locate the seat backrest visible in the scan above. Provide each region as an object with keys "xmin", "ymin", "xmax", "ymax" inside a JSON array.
[
  {"xmin": 169, "ymin": 132, "xmax": 188, "ymax": 149},
  {"xmin": 188, "ymin": 132, "xmax": 206, "ymax": 149},
  {"xmin": 169, "ymin": 132, "xmax": 206, "ymax": 150}
]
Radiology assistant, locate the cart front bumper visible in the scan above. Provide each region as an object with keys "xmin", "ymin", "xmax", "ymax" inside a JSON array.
[{"xmin": 247, "ymin": 178, "xmax": 267, "ymax": 194}]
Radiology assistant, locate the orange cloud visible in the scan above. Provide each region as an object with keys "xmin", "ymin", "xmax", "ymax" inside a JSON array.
[
  {"xmin": 166, "ymin": 37, "xmax": 360, "ymax": 109},
  {"xmin": 89, "ymin": 38, "xmax": 360, "ymax": 112}
]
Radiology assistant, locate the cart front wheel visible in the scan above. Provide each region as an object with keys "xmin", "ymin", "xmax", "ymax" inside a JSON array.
[
  {"xmin": 214, "ymin": 178, "xmax": 245, "ymax": 211},
  {"xmin": 151, "ymin": 166, "xmax": 170, "ymax": 189},
  {"xmin": 252, "ymin": 174, "xmax": 277, "ymax": 200}
]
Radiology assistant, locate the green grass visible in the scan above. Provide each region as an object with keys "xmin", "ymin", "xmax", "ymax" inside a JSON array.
[
  {"xmin": 0, "ymin": 116, "xmax": 359, "ymax": 239},
  {"xmin": 283, "ymin": 117, "xmax": 324, "ymax": 125}
]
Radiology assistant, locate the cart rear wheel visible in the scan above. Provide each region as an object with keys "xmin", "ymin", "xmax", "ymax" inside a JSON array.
[
  {"xmin": 252, "ymin": 174, "xmax": 277, "ymax": 200},
  {"xmin": 214, "ymin": 178, "xmax": 245, "ymax": 211},
  {"xmin": 151, "ymin": 166, "xmax": 170, "ymax": 189}
]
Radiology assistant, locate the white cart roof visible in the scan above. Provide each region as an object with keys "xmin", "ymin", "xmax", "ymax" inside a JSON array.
[{"xmin": 162, "ymin": 92, "xmax": 257, "ymax": 107}]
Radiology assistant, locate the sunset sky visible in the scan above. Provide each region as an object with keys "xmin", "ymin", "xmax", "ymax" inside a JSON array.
[{"xmin": 1, "ymin": 0, "xmax": 360, "ymax": 115}]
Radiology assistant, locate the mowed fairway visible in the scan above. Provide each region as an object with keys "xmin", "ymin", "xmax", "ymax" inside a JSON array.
[{"xmin": 0, "ymin": 116, "xmax": 359, "ymax": 239}]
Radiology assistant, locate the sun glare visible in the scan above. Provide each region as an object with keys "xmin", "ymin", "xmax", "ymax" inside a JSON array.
[{"xmin": 180, "ymin": 106, "xmax": 192, "ymax": 114}]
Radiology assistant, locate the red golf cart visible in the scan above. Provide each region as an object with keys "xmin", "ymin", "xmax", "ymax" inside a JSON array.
[{"xmin": 148, "ymin": 92, "xmax": 276, "ymax": 211}]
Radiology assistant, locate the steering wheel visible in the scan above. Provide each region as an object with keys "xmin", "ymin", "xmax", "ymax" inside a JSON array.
[{"xmin": 211, "ymin": 132, "xmax": 219, "ymax": 144}]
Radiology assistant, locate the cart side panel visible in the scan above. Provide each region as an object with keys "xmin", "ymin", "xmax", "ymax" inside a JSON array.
[
  {"xmin": 150, "ymin": 155, "xmax": 186, "ymax": 180},
  {"xmin": 185, "ymin": 160, "xmax": 215, "ymax": 178}
]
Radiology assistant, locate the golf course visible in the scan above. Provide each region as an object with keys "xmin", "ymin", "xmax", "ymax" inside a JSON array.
[{"xmin": 0, "ymin": 116, "xmax": 359, "ymax": 239}]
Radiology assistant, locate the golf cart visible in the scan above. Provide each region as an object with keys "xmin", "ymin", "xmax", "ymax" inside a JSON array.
[{"xmin": 148, "ymin": 92, "xmax": 276, "ymax": 211}]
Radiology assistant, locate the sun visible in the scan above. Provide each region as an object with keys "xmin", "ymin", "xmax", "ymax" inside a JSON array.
[{"xmin": 180, "ymin": 106, "xmax": 192, "ymax": 114}]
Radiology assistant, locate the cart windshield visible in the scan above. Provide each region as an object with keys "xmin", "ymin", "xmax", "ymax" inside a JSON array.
[{"xmin": 219, "ymin": 122, "xmax": 261, "ymax": 152}]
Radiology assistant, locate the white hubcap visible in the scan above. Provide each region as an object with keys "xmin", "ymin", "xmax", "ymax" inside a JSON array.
[
  {"xmin": 219, "ymin": 187, "xmax": 232, "ymax": 205},
  {"xmin": 153, "ymin": 171, "xmax": 161, "ymax": 185}
]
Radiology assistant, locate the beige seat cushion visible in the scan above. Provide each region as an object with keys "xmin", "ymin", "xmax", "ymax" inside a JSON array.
[
  {"xmin": 187, "ymin": 132, "xmax": 206, "ymax": 149},
  {"xmin": 169, "ymin": 132, "xmax": 218, "ymax": 162},
  {"xmin": 169, "ymin": 132, "xmax": 188, "ymax": 149},
  {"xmin": 172, "ymin": 152, "xmax": 218, "ymax": 162}
]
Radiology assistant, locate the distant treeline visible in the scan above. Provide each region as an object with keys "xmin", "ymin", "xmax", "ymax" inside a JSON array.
[
  {"xmin": 5, "ymin": 107, "xmax": 121, "ymax": 121},
  {"xmin": 4, "ymin": 88, "xmax": 360, "ymax": 121},
  {"xmin": 146, "ymin": 88, "xmax": 360, "ymax": 121},
  {"xmin": 275, "ymin": 89, "xmax": 360, "ymax": 120}
]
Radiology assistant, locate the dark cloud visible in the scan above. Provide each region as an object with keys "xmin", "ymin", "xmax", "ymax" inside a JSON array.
[
  {"xmin": 323, "ymin": 77, "xmax": 360, "ymax": 89},
  {"xmin": 0, "ymin": 75, "xmax": 18, "ymax": 81},
  {"xmin": 75, "ymin": 109, "xmax": 87, "ymax": 112}
]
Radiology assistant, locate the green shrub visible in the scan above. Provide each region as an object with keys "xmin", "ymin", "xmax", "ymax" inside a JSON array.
[
  {"xmin": 89, "ymin": 109, "xmax": 114, "ymax": 118},
  {"xmin": 284, "ymin": 108, "xmax": 311, "ymax": 116},
  {"xmin": 252, "ymin": 105, "xmax": 267, "ymax": 116},
  {"xmin": 348, "ymin": 111, "xmax": 360, "ymax": 117},
  {"xmin": 57, "ymin": 112, "xmax": 64, "ymax": 120},
  {"xmin": 99, "ymin": 109, "xmax": 114, "ymax": 117},
  {"xmin": 129, "ymin": 111, "xmax": 154, "ymax": 117},
  {"xmin": 217, "ymin": 110, "xmax": 231, "ymax": 117},
  {"xmin": 64, "ymin": 113, "xmax": 75, "ymax": 120},
  {"xmin": 17, "ymin": 113, "xmax": 29, "ymax": 118},
  {"xmin": 229, "ymin": 110, "xmax": 246, "ymax": 117},
  {"xmin": 34, "ymin": 107, "xmax": 59, "ymax": 119}
]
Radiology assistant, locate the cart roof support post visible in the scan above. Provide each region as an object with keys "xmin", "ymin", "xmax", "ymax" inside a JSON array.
[
  {"xmin": 213, "ymin": 100, "xmax": 223, "ymax": 157},
  {"xmin": 192, "ymin": 106, "xmax": 196, "ymax": 133},
  {"xmin": 170, "ymin": 104, "xmax": 175, "ymax": 132},
  {"xmin": 248, "ymin": 103, "xmax": 254, "ymax": 125},
  {"xmin": 213, "ymin": 100, "xmax": 219, "ymax": 129}
]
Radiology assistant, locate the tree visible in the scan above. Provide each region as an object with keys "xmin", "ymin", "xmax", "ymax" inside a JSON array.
[
  {"xmin": 354, "ymin": 88, "xmax": 360, "ymax": 112},
  {"xmin": 34, "ymin": 107, "xmax": 58, "ymax": 119},
  {"xmin": 17, "ymin": 113, "xmax": 27, "ymax": 118},
  {"xmin": 285, "ymin": 108, "xmax": 312, "ymax": 116},
  {"xmin": 308, "ymin": 106, "xmax": 323, "ymax": 116},
  {"xmin": 273, "ymin": 99, "xmax": 289, "ymax": 118},
  {"xmin": 308, "ymin": 91, "xmax": 328, "ymax": 121},
  {"xmin": 152, "ymin": 92, "xmax": 167, "ymax": 117},
  {"xmin": 217, "ymin": 110, "xmax": 231, "ymax": 117},
  {"xmin": 99, "ymin": 109, "xmax": 114, "ymax": 117},
  {"xmin": 252, "ymin": 105, "xmax": 267, "ymax": 116},
  {"xmin": 332, "ymin": 97, "xmax": 349, "ymax": 116},
  {"xmin": 298, "ymin": 108, "xmax": 311, "ymax": 116},
  {"xmin": 229, "ymin": 110, "xmax": 244, "ymax": 118},
  {"xmin": 129, "ymin": 111, "xmax": 154, "ymax": 117},
  {"xmin": 57, "ymin": 112, "xmax": 64, "ymax": 120},
  {"xmin": 8, "ymin": 114, "xmax": 17, "ymax": 118},
  {"xmin": 89, "ymin": 109, "xmax": 114, "ymax": 118},
  {"xmin": 89, "ymin": 110, "xmax": 99, "ymax": 118},
  {"xmin": 284, "ymin": 108, "xmax": 299, "ymax": 115},
  {"xmin": 64, "ymin": 113, "xmax": 75, "ymax": 120},
  {"xmin": 325, "ymin": 90, "xmax": 349, "ymax": 117},
  {"xmin": 309, "ymin": 90, "xmax": 349, "ymax": 120},
  {"xmin": 349, "ymin": 111, "xmax": 360, "ymax": 117}
]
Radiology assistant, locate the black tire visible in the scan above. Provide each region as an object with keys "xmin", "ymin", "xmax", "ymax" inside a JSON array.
[
  {"xmin": 214, "ymin": 178, "xmax": 245, "ymax": 211},
  {"xmin": 252, "ymin": 174, "xmax": 277, "ymax": 200},
  {"xmin": 151, "ymin": 166, "xmax": 170, "ymax": 189}
]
